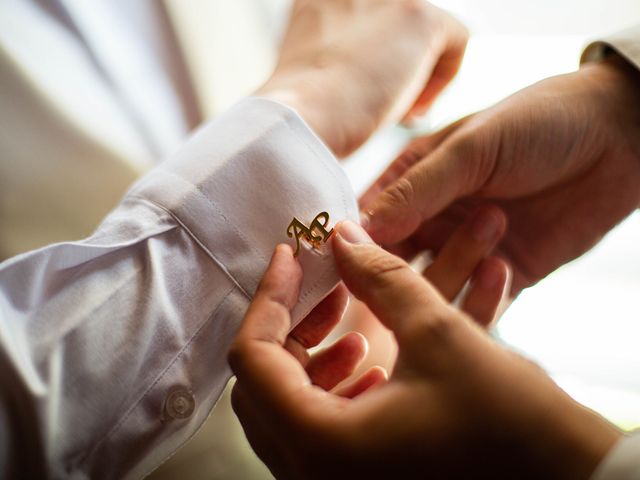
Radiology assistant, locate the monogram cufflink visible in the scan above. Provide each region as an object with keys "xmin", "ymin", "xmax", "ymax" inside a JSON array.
[{"xmin": 287, "ymin": 211, "xmax": 335, "ymax": 257}]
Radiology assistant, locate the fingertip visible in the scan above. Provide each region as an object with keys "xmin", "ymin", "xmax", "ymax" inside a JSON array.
[
  {"xmin": 492, "ymin": 256, "xmax": 513, "ymax": 303},
  {"xmin": 469, "ymin": 204, "xmax": 507, "ymax": 243},
  {"xmin": 334, "ymin": 365, "xmax": 388, "ymax": 399},
  {"xmin": 274, "ymin": 243, "xmax": 299, "ymax": 268},
  {"xmin": 306, "ymin": 331, "xmax": 369, "ymax": 390},
  {"xmin": 462, "ymin": 256, "xmax": 511, "ymax": 328},
  {"xmin": 289, "ymin": 283, "xmax": 350, "ymax": 350},
  {"xmin": 275, "ymin": 242, "xmax": 293, "ymax": 256},
  {"xmin": 364, "ymin": 365, "xmax": 388, "ymax": 383},
  {"xmin": 340, "ymin": 331, "xmax": 369, "ymax": 361},
  {"xmin": 264, "ymin": 243, "xmax": 303, "ymax": 294},
  {"xmin": 335, "ymin": 220, "xmax": 374, "ymax": 245},
  {"xmin": 339, "ymin": 331, "xmax": 370, "ymax": 371},
  {"xmin": 477, "ymin": 256, "xmax": 509, "ymax": 291},
  {"xmin": 365, "ymin": 190, "xmax": 422, "ymax": 245},
  {"xmin": 244, "ymin": 243, "xmax": 305, "ymax": 345},
  {"xmin": 332, "ymin": 221, "xmax": 376, "ymax": 269},
  {"xmin": 488, "ymin": 205, "xmax": 508, "ymax": 236},
  {"xmin": 269, "ymin": 242, "xmax": 300, "ymax": 276}
]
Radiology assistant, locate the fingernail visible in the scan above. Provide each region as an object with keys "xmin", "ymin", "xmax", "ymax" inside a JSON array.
[
  {"xmin": 338, "ymin": 220, "xmax": 373, "ymax": 244},
  {"xmin": 472, "ymin": 209, "xmax": 500, "ymax": 242},
  {"xmin": 276, "ymin": 243, "xmax": 293, "ymax": 256}
]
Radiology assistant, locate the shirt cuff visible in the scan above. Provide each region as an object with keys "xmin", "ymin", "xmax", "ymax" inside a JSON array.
[
  {"xmin": 129, "ymin": 96, "xmax": 359, "ymax": 326},
  {"xmin": 590, "ymin": 432, "xmax": 640, "ymax": 480},
  {"xmin": 581, "ymin": 24, "xmax": 640, "ymax": 72}
]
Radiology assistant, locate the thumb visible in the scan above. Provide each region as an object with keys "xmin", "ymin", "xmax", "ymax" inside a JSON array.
[
  {"xmin": 364, "ymin": 127, "xmax": 491, "ymax": 246},
  {"xmin": 332, "ymin": 221, "xmax": 451, "ymax": 347},
  {"xmin": 359, "ymin": 115, "xmax": 470, "ymax": 211},
  {"xmin": 228, "ymin": 244, "xmax": 309, "ymax": 419}
]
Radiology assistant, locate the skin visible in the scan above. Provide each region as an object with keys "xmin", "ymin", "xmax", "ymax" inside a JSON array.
[
  {"xmin": 229, "ymin": 222, "xmax": 621, "ymax": 480},
  {"xmin": 361, "ymin": 54, "xmax": 640, "ymax": 296},
  {"xmin": 229, "ymin": 4, "xmax": 640, "ymax": 478},
  {"xmin": 248, "ymin": 0, "xmax": 469, "ymax": 377},
  {"xmin": 256, "ymin": 0, "xmax": 469, "ymax": 157}
]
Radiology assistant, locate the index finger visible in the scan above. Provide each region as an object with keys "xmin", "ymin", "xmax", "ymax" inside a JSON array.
[
  {"xmin": 365, "ymin": 118, "xmax": 492, "ymax": 246},
  {"xmin": 332, "ymin": 221, "xmax": 453, "ymax": 348},
  {"xmin": 359, "ymin": 117, "xmax": 468, "ymax": 211}
]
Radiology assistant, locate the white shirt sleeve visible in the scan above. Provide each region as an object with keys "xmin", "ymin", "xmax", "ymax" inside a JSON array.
[
  {"xmin": 581, "ymin": 24, "xmax": 640, "ymax": 71},
  {"xmin": 590, "ymin": 433, "xmax": 640, "ymax": 480},
  {"xmin": 581, "ymin": 24, "xmax": 640, "ymax": 480},
  {"xmin": 0, "ymin": 97, "xmax": 358, "ymax": 480}
]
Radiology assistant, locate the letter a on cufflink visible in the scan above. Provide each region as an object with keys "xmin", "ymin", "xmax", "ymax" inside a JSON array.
[{"xmin": 287, "ymin": 212, "xmax": 335, "ymax": 256}]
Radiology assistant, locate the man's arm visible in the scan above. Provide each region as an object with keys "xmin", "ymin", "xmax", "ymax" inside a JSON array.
[
  {"xmin": 0, "ymin": 98, "xmax": 358, "ymax": 479},
  {"xmin": 355, "ymin": 23, "xmax": 640, "ymax": 479},
  {"xmin": 229, "ymin": 221, "xmax": 620, "ymax": 480},
  {"xmin": 0, "ymin": 1, "xmax": 471, "ymax": 475}
]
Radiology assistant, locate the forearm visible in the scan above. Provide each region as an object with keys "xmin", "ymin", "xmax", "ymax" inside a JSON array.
[
  {"xmin": 0, "ymin": 197, "xmax": 239, "ymax": 478},
  {"xmin": 255, "ymin": 69, "xmax": 377, "ymax": 159},
  {"xmin": 0, "ymin": 98, "xmax": 358, "ymax": 478}
]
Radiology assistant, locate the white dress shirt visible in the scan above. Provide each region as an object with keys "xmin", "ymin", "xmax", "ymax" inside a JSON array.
[
  {"xmin": 0, "ymin": 97, "xmax": 358, "ymax": 479},
  {"xmin": 1, "ymin": 1, "xmax": 639, "ymax": 478},
  {"xmin": 0, "ymin": 0, "xmax": 280, "ymax": 259}
]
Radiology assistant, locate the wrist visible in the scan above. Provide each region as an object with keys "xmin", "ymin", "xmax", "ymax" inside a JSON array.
[
  {"xmin": 255, "ymin": 71, "xmax": 345, "ymax": 155},
  {"xmin": 527, "ymin": 394, "xmax": 622, "ymax": 479}
]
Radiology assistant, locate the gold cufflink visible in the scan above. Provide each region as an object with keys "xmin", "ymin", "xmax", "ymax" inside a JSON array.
[{"xmin": 287, "ymin": 211, "xmax": 335, "ymax": 257}]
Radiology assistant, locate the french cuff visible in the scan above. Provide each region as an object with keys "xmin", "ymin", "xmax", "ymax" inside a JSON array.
[
  {"xmin": 130, "ymin": 97, "xmax": 359, "ymax": 326},
  {"xmin": 581, "ymin": 24, "xmax": 640, "ymax": 72},
  {"xmin": 590, "ymin": 432, "xmax": 640, "ymax": 480}
]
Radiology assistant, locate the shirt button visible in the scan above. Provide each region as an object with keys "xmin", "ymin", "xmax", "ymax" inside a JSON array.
[{"xmin": 164, "ymin": 388, "xmax": 195, "ymax": 420}]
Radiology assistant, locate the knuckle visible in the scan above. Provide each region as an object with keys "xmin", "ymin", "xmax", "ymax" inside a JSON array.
[
  {"xmin": 384, "ymin": 176, "xmax": 415, "ymax": 211},
  {"xmin": 423, "ymin": 309, "xmax": 452, "ymax": 338},
  {"xmin": 446, "ymin": 124, "xmax": 496, "ymax": 193},
  {"xmin": 416, "ymin": 303, "xmax": 456, "ymax": 344},
  {"xmin": 262, "ymin": 297, "xmax": 290, "ymax": 322},
  {"xmin": 396, "ymin": 141, "xmax": 425, "ymax": 170},
  {"xmin": 363, "ymin": 249, "xmax": 412, "ymax": 290},
  {"xmin": 450, "ymin": 126, "xmax": 478, "ymax": 156}
]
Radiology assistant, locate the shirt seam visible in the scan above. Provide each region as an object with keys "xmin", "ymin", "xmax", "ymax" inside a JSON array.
[
  {"xmin": 160, "ymin": 170, "xmax": 269, "ymax": 266},
  {"xmin": 128, "ymin": 195, "xmax": 252, "ymax": 301},
  {"xmin": 281, "ymin": 113, "xmax": 351, "ymax": 306},
  {"xmin": 78, "ymin": 285, "xmax": 236, "ymax": 472}
]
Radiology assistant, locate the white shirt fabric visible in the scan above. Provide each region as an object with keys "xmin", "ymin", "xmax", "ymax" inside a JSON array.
[
  {"xmin": 582, "ymin": 25, "xmax": 640, "ymax": 480},
  {"xmin": 0, "ymin": 97, "xmax": 358, "ymax": 479},
  {"xmin": 1, "ymin": 1, "xmax": 639, "ymax": 478},
  {"xmin": 0, "ymin": 0, "xmax": 279, "ymax": 259},
  {"xmin": 0, "ymin": 0, "xmax": 180, "ymax": 258},
  {"xmin": 591, "ymin": 432, "xmax": 640, "ymax": 480},
  {"xmin": 57, "ymin": 0, "xmax": 198, "ymax": 157}
]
